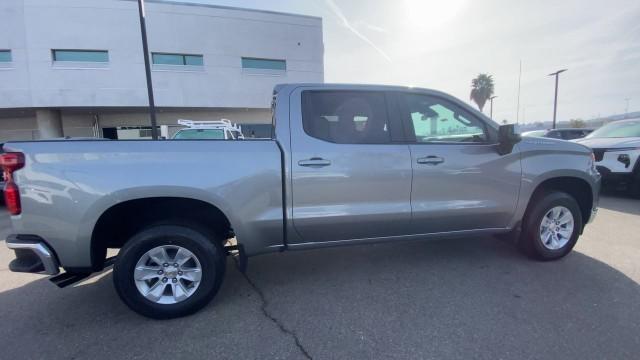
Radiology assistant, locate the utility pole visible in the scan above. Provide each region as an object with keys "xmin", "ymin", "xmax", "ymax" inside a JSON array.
[
  {"xmin": 548, "ymin": 69, "xmax": 567, "ymax": 129},
  {"xmin": 489, "ymin": 96, "xmax": 498, "ymax": 120},
  {"xmin": 516, "ymin": 60, "xmax": 522, "ymax": 124},
  {"xmin": 137, "ymin": 0, "xmax": 158, "ymax": 140},
  {"xmin": 624, "ymin": 98, "xmax": 630, "ymax": 119}
]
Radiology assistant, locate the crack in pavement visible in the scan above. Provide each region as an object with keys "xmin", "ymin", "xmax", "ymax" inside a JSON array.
[{"xmin": 237, "ymin": 267, "xmax": 313, "ymax": 360}]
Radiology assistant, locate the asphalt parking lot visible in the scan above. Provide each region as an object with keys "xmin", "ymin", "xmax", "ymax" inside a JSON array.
[{"xmin": 0, "ymin": 193, "xmax": 639, "ymax": 360}]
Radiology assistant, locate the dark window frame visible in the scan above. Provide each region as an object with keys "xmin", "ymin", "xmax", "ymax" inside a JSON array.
[
  {"xmin": 301, "ymin": 90, "xmax": 404, "ymax": 145},
  {"xmin": 394, "ymin": 91, "xmax": 496, "ymax": 145},
  {"xmin": 151, "ymin": 52, "xmax": 204, "ymax": 66}
]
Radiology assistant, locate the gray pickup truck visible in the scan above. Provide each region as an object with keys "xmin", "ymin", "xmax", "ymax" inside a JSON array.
[{"xmin": 3, "ymin": 84, "xmax": 600, "ymax": 319}]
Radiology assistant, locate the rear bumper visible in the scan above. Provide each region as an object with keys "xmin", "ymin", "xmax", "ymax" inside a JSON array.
[{"xmin": 6, "ymin": 235, "xmax": 60, "ymax": 275}]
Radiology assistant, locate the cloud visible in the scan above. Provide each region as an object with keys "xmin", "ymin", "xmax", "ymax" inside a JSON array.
[{"xmin": 323, "ymin": 0, "xmax": 392, "ymax": 62}]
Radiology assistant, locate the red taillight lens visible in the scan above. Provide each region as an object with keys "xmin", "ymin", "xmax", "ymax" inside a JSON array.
[
  {"xmin": 1, "ymin": 152, "xmax": 25, "ymax": 215},
  {"xmin": 0, "ymin": 152, "xmax": 25, "ymax": 173},
  {"xmin": 4, "ymin": 181, "xmax": 21, "ymax": 215}
]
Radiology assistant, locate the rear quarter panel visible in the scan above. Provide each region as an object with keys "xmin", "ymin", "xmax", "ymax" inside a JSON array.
[{"xmin": 4, "ymin": 140, "xmax": 283, "ymax": 268}]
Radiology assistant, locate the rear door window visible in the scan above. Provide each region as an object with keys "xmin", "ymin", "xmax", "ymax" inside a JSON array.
[{"xmin": 301, "ymin": 91, "xmax": 391, "ymax": 144}]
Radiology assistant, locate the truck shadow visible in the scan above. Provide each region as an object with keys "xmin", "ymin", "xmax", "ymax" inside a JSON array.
[
  {"xmin": 0, "ymin": 236, "xmax": 638, "ymax": 358},
  {"xmin": 599, "ymin": 191, "xmax": 640, "ymax": 215}
]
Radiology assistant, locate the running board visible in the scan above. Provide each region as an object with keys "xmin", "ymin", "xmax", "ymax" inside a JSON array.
[{"xmin": 49, "ymin": 256, "xmax": 117, "ymax": 288}]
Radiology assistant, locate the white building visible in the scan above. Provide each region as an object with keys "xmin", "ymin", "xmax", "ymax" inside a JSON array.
[{"xmin": 0, "ymin": 0, "xmax": 324, "ymax": 140}]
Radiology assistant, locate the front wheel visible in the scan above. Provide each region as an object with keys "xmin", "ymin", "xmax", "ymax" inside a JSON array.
[
  {"xmin": 519, "ymin": 191, "xmax": 583, "ymax": 261},
  {"xmin": 113, "ymin": 224, "xmax": 226, "ymax": 319}
]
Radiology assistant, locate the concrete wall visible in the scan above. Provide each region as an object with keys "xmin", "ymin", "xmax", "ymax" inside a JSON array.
[
  {"xmin": 0, "ymin": 115, "xmax": 39, "ymax": 141},
  {"xmin": 0, "ymin": 0, "xmax": 324, "ymax": 109},
  {"xmin": 0, "ymin": 108, "xmax": 272, "ymax": 141}
]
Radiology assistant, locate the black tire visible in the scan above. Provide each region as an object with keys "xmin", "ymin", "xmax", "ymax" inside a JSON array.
[
  {"xmin": 519, "ymin": 191, "xmax": 583, "ymax": 261},
  {"xmin": 113, "ymin": 224, "xmax": 226, "ymax": 319}
]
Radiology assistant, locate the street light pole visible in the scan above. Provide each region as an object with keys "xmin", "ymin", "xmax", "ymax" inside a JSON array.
[
  {"xmin": 137, "ymin": 0, "xmax": 158, "ymax": 140},
  {"xmin": 489, "ymin": 95, "xmax": 498, "ymax": 120},
  {"xmin": 548, "ymin": 69, "xmax": 567, "ymax": 129}
]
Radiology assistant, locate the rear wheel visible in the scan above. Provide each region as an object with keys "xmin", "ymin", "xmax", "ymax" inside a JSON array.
[
  {"xmin": 519, "ymin": 191, "xmax": 583, "ymax": 260},
  {"xmin": 113, "ymin": 224, "xmax": 226, "ymax": 319}
]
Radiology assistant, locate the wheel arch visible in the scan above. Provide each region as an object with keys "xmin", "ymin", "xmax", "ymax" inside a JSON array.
[
  {"xmin": 89, "ymin": 196, "xmax": 235, "ymax": 271},
  {"xmin": 524, "ymin": 176, "xmax": 594, "ymax": 234}
]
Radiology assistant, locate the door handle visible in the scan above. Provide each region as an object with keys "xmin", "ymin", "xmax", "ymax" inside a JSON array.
[
  {"xmin": 417, "ymin": 156, "xmax": 444, "ymax": 165},
  {"xmin": 298, "ymin": 157, "xmax": 331, "ymax": 167}
]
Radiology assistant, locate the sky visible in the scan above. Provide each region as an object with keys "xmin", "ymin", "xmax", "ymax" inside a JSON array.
[{"xmin": 179, "ymin": 0, "xmax": 639, "ymax": 123}]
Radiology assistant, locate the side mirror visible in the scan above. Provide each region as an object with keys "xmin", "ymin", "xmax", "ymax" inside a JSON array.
[{"xmin": 497, "ymin": 124, "xmax": 521, "ymax": 155}]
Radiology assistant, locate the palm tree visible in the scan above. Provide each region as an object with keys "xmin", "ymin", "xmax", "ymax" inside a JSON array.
[{"xmin": 470, "ymin": 74, "xmax": 495, "ymax": 112}]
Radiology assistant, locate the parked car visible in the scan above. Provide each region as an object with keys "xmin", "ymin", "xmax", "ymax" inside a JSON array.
[
  {"xmin": 3, "ymin": 84, "xmax": 600, "ymax": 319},
  {"xmin": 522, "ymin": 128, "xmax": 594, "ymax": 140},
  {"xmin": 574, "ymin": 119, "xmax": 640, "ymax": 196},
  {"xmin": 172, "ymin": 119, "xmax": 244, "ymax": 140}
]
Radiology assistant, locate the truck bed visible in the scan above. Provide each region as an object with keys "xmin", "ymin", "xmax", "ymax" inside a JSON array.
[{"xmin": 4, "ymin": 140, "xmax": 284, "ymax": 269}]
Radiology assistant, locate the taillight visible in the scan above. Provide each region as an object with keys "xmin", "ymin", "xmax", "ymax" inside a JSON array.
[
  {"xmin": 0, "ymin": 152, "xmax": 25, "ymax": 215},
  {"xmin": 4, "ymin": 182, "xmax": 21, "ymax": 215},
  {"xmin": 0, "ymin": 152, "xmax": 25, "ymax": 173}
]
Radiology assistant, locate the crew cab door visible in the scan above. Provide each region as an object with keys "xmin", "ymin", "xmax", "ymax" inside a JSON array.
[
  {"xmin": 288, "ymin": 88, "xmax": 412, "ymax": 243},
  {"xmin": 395, "ymin": 91, "xmax": 521, "ymax": 234}
]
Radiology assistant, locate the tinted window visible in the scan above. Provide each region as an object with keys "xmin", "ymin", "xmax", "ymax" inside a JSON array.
[
  {"xmin": 184, "ymin": 55, "xmax": 204, "ymax": 66},
  {"xmin": 546, "ymin": 130, "xmax": 562, "ymax": 139},
  {"xmin": 400, "ymin": 93, "xmax": 487, "ymax": 143},
  {"xmin": 563, "ymin": 130, "xmax": 585, "ymax": 140},
  {"xmin": 152, "ymin": 53, "xmax": 204, "ymax": 66},
  {"xmin": 242, "ymin": 57, "xmax": 286, "ymax": 71},
  {"xmin": 0, "ymin": 50, "xmax": 11, "ymax": 62},
  {"xmin": 302, "ymin": 91, "xmax": 391, "ymax": 144},
  {"xmin": 52, "ymin": 50, "xmax": 108, "ymax": 62},
  {"xmin": 173, "ymin": 129, "xmax": 225, "ymax": 139}
]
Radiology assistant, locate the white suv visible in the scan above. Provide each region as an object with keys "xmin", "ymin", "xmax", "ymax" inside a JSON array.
[{"xmin": 574, "ymin": 119, "xmax": 640, "ymax": 197}]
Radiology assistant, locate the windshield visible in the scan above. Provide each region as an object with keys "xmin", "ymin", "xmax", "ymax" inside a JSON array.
[
  {"xmin": 587, "ymin": 120, "xmax": 640, "ymax": 138},
  {"xmin": 173, "ymin": 129, "xmax": 225, "ymax": 139}
]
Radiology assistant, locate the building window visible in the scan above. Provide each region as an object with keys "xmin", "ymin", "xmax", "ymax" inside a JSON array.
[
  {"xmin": 152, "ymin": 53, "xmax": 204, "ymax": 66},
  {"xmin": 241, "ymin": 57, "xmax": 286, "ymax": 71},
  {"xmin": 52, "ymin": 50, "xmax": 109, "ymax": 62},
  {"xmin": 0, "ymin": 50, "xmax": 12, "ymax": 62}
]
